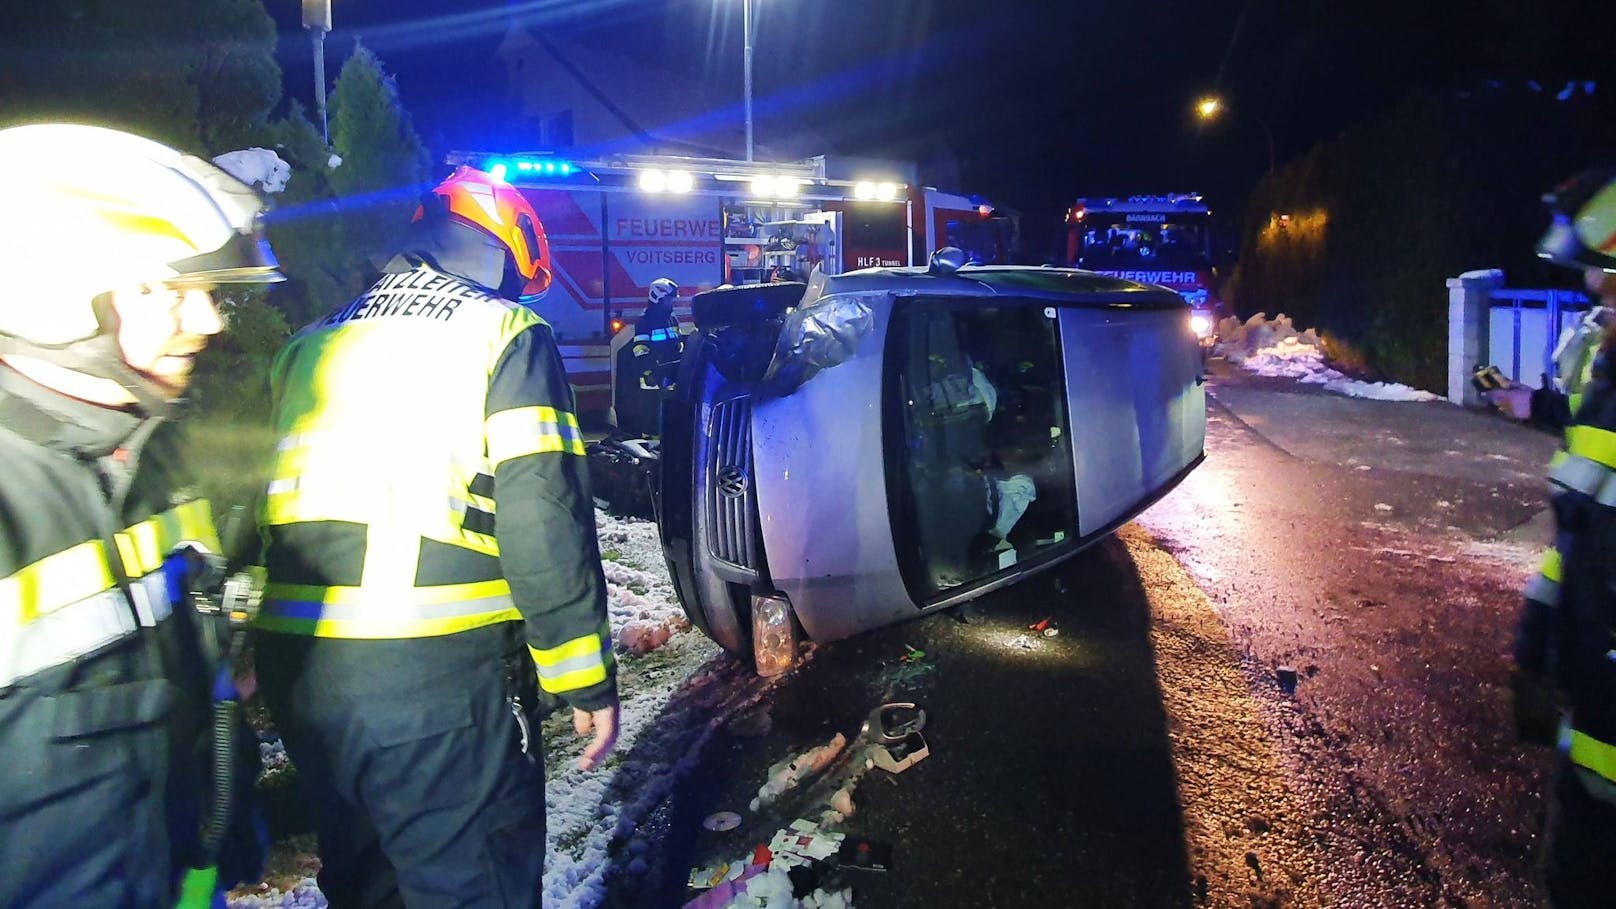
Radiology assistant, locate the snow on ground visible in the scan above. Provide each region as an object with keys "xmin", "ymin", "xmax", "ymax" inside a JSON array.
[
  {"xmin": 230, "ymin": 509, "xmax": 755, "ymax": 909},
  {"xmin": 1216, "ymin": 313, "xmax": 1441, "ymax": 402}
]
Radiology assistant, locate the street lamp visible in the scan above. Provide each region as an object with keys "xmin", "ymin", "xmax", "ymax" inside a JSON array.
[
  {"xmin": 302, "ymin": 0, "xmax": 331, "ymax": 145},
  {"xmin": 1196, "ymin": 94, "xmax": 1274, "ymax": 176}
]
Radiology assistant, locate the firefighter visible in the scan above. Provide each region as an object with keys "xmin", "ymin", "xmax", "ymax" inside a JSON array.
[
  {"xmin": 1511, "ymin": 167, "xmax": 1616, "ymax": 908},
  {"xmin": 253, "ymin": 166, "xmax": 619, "ymax": 908},
  {"xmin": 611, "ymin": 276, "xmax": 684, "ymax": 437},
  {"xmin": 0, "ymin": 124, "xmax": 284, "ymax": 908}
]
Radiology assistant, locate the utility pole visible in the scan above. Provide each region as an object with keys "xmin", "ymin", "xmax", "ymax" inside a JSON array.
[
  {"xmin": 303, "ymin": 0, "xmax": 332, "ymax": 145},
  {"xmin": 743, "ymin": 0, "xmax": 754, "ymax": 161}
]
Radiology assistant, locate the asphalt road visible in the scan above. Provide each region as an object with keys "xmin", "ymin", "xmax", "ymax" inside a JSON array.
[{"xmin": 600, "ymin": 360, "xmax": 1565, "ymax": 908}]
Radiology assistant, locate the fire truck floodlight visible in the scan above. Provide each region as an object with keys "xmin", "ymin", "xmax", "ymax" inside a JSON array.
[
  {"xmin": 639, "ymin": 170, "xmax": 669, "ymax": 193},
  {"xmin": 877, "ymin": 182, "xmax": 898, "ymax": 201},
  {"xmin": 665, "ymin": 170, "xmax": 694, "ymax": 193},
  {"xmin": 854, "ymin": 181, "xmax": 877, "ymax": 200}
]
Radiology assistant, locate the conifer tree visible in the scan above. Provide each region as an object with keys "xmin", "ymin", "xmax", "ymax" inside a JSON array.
[{"xmin": 328, "ymin": 40, "xmax": 432, "ymax": 272}]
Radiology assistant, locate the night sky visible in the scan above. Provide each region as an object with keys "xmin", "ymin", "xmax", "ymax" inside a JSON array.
[{"xmin": 269, "ymin": 0, "xmax": 1616, "ymax": 258}]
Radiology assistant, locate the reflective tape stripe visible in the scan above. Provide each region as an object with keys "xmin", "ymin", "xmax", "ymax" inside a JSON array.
[
  {"xmin": 1549, "ymin": 452, "xmax": 1610, "ymax": 496},
  {"xmin": 1569, "ymin": 729, "xmax": 1616, "ymax": 784},
  {"xmin": 267, "ymin": 477, "xmax": 299, "ymax": 496},
  {"xmin": 1540, "ymin": 548, "xmax": 1563, "ymax": 583},
  {"xmin": 113, "ymin": 500, "xmax": 219, "ymax": 577},
  {"xmin": 1566, "ymin": 424, "xmax": 1616, "ymax": 469},
  {"xmin": 3, "ymin": 539, "xmax": 114, "ymax": 624},
  {"xmin": 486, "ymin": 406, "xmax": 586, "ymax": 467},
  {"xmin": 255, "ymin": 580, "xmax": 519, "ymax": 638},
  {"xmin": 529, "ymin": 622, "xmax": 613, "ymax": 695},
  {"xmin": 1, "ymin": 570, "xmax": 171, "ymax": 689},
  {"xmin": 1524, "ymin": 549, "xmax": 1562, "ymax": 607},
  {"xmin": 1524, "ymin": 574, "xmax": 1560, "ymax": 608}
]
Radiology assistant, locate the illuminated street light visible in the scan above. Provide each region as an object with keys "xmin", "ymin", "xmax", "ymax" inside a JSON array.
[{"xmin": 1195, "ymin": 93, "xmax": 1275, "ymax": 176}]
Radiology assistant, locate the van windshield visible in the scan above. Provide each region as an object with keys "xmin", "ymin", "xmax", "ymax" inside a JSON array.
[{"xmin": 1076, "ymin": 215, "xmax": 1209, "ymax": 270}]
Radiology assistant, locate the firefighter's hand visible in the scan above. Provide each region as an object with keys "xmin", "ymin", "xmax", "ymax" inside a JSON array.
[
  {"xmin": 573, "ymin": 703, "xmax": 620, "ymax": 771},
  {"xmin": 1510, "ymin": 669, "xmax": 1561, "ymax": 747}
]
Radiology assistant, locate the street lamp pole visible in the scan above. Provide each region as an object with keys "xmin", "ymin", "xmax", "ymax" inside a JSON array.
[
  {"xmin": 303, "ymin": 0, "xmax": 332, "ymax": 145},
  {"xmin": 743, "ymin": 0, "xmax": 754, "ymax": 161}
]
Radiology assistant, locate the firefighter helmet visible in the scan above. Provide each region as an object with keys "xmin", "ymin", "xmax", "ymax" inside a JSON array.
[
  {"xmin": 423, "ymin": 166, "xmax": 552, "ymax": 302},
  {"xmin": 0, "ymin": 123, "xmax": 283, "ymax": 346},
  {"xmin": 1537, "ymin": 167, "xmax": 1616, "ymax": 273},
  {"xmin": 648, "ymin": 277, "xmax": 679, "ymax": 307}
]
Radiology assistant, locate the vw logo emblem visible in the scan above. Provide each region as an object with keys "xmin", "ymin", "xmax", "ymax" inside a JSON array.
[{"xmin": 716, "ymin": 465, "xmax": 748, "ymax": 499}]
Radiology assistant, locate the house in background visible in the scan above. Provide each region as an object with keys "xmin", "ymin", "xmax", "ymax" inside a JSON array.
[{"xmin": 494, "ymin": 22, "xmax": 829, "ymax": 161}]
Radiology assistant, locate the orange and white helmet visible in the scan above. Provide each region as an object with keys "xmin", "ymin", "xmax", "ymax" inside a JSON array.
[{"xmin": 422, "ymin": 166, "xmax": 552, "ymax": 302}]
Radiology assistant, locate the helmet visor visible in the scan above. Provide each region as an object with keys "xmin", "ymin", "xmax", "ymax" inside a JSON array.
[{"xmin": 167, "ymin": 231, "xmax": 284, "ymax": 285}]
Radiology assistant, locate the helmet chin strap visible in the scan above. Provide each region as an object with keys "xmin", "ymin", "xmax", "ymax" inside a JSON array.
[{"xmin": 0, "ymin": 332, "xmax": 177, "ymax": 418}]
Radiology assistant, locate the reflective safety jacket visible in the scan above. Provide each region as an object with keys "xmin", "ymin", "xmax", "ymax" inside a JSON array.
[
  {"xmin": 1519, "ymin": 333, "xmax": 1616, "ymax": 802},
  {"xmin": 256, "ymin": 261, "xmax": 615, "ymax": 710},
  {"xmin": 0, "ymin": 378, "xmax": 220, "ymax": 693}
]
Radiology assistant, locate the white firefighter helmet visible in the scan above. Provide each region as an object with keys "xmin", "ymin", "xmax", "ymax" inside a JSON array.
[
  {"xmin": 648, "ymin": 277, "xmax": 679, "ymax": 307},
  {"xmin": 0, "ymin": 123, "xmax": 283, "ymax": 346}
]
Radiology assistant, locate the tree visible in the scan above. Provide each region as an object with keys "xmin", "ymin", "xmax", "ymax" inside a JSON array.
[
  {"xmin": 194, "ymin": 0, "xmax": 284, "ymax": 154},
  {"xmin": 328, "ymin": 41, "xmax": 432, "ymax": 272},
  {"xmin": 0, "ymin": 2, "xmax": 203, "ymax": 148}
]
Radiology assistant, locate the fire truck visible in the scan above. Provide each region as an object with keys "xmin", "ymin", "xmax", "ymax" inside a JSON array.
[
  {"xmin": 1063, "ymin": 194, "xmax": 1219, "ymax": 310},
  {"xmin": 444, "ymin": 150, "xmax": 1016, "ymax": 421}
]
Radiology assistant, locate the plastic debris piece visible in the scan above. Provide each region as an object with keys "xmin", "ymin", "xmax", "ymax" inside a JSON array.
[
  {"xmin": 900, "ymin": 644, "xmax": 925, "ymax": 662},
  {"xmin": 871, "ymin": 731, "xmax": 930, "ymax": 774},
  {"xmin": 1029, "ymin": 617, "xmax": 1053, "ymax": 632},
  {"xmin": 687, "ymin": 862, "xmax": 732, "ymax": 890},
  {"xmin": 751, "ymin": 843, "xmax": 772, "ymax": 867},
  {"xmin": 751, "ymin": 733, "xmax": 848, "ymax": 811},
  {"xmin": 767, "ymin": 822, "xmax": 846, "ymax": 871},
  {"xmin": 1042, "ymin": 625, "xmax": 1060, "ymax": 638},
  {"xmin": 1276, "ymin": 665, "xmax": 1298, "ymax": 695},
  {"xmin": 836, "ymin": 837, "xmax": 894, "ymax": 872},
  {"xmin": 682, "ymin": 863, "xmax": 766, "ymax": 908},
  {"xmin": 1008, "ymin": 634, "xmax": 1035, "ymax": 650},
  {"xmin": 702, "ymin": 810, "xmax": 742, "ymax": 832}
]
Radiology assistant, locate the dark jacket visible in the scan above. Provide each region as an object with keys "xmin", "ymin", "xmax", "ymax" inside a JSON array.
[
  {"xmin": 0, "ymin": 365, "xmax": 219, "ymax": 907},
  {"xmin": 1518, "ymin": 343, "xmax": 1616, "ymax": 793}
]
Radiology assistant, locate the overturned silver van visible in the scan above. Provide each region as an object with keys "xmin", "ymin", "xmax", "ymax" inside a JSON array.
[{"xmin": 656, "ymin": 251, "xmax": 1206, "ymax": 667}]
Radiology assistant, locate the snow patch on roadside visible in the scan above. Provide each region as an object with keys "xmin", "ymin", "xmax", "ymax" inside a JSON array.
[{"xmin": 1218, "ymin": 313, "xmax": 1440, "ymax": 402}]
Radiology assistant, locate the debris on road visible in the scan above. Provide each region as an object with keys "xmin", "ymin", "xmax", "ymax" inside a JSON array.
[
  {"xmin": 1276, "ymin": 665, "xmax": 1299, "ymax": 695},
  {"xmin": 703, "ymin": 811, "xmax": 743, "ymax": 832},
  {"xmin": 751, "ymin": 733, "xmax": 849, "ymax": 812}
]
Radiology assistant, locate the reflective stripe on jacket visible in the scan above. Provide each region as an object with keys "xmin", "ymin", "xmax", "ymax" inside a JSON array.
[
  {"xmin": 0, "ymin": 385, "xmax": 222, "ymax": 693},
  {"xmin": 256, "ymin": 262, "xmax": 614, "ymax": 708}
]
